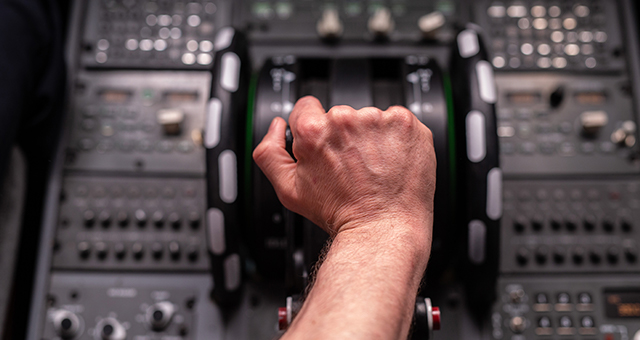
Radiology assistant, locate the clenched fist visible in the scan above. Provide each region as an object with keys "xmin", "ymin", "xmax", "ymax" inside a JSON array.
[{"xmin": 253, "ymin": 96, "xmax": 436, "ymax": 238}]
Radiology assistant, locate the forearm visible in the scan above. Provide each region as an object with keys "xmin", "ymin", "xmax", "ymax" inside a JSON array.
[{"xmin": 283, "ymin": 217, "xmax": 432, "ymax": 340}]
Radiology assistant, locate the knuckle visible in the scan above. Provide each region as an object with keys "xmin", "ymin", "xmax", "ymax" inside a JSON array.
[
  {"xmin": 385, "ymin": 106, "xmax": 415, "ymax": 127},
  {"xmin": 252, "ymin": 141, "xmax": 271, "ymax": 164},
  {"xmin": 356, "ymin": 107, "xmax": 383, "ymax": 125},
  {"xmin": 295, "ymin": 115, "xmax": 324, "ymax": 140},
  {"xmin": 327, "ymin": 105, "xmax": 355, "ymax": 125}
]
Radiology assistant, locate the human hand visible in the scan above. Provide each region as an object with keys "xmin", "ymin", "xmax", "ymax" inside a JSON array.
[{"xmin": 253, "ymin": 96, "xmax": 437, "ymax": 238}]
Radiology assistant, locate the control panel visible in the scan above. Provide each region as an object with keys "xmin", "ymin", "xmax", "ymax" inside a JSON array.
[
  {"xmin": 81, "ymin": 0, "xmax": 229, "ymax": 69},
  {"xmin": 240, "ymin": 0, "xmax": 460, "ymax": 42},
  {"xmin": 493, "ymin": 276, "xmax": 640, "ymax": 340},
  {"xmin": 501, "ymin": 179, "xmax": 639, "ymax": 273},
  {"xmin": 66, "ymin": 71, "xmax": 209, "ymax": 174},
  {"xmin": 53, "ymin": 176, "xmax": 207, "ymax": 271},
  {"xmin": 24, "ymin": 0, "xmax": 640, "ymax": 340},
  {"xmin": 476, "ymin": 0, "xmax": 625, "ymax": 71}
]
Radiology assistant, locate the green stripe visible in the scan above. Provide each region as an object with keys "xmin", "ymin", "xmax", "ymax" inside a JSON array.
[{"xmin": 444, "ymin": 73, "xmax": 456, "ymax": 206}]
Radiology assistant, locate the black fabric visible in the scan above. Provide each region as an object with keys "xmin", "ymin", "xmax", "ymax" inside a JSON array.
[{"xmin": 0, "ymin": 0, "xmax": 67, "ymax": 338}]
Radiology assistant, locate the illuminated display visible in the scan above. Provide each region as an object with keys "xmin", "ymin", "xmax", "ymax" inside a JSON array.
[{"xmin": 604, "ymin": 290, "xmax": 640, "ymax": 318}]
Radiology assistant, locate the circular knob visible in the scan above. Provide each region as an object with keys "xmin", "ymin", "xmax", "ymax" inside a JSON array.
[
  {"xmin": 559, "ymin": 315, "xmax": 572, "ymax": 328},
  {"xmin": 513, "ymin": 216, "xmax": 527, "ymax": 233},
  {"xmin": 146, "ymin": 301, "xmax": 176, "ymax": 331},
  {"xmin": 553, "ymin": 246, "xmax": 565, "ymax": 264},
  {"xmin": 98, "ymin": 211, "xmax": 111, "ymax": 227},
  {"xmin": 625, "ymin": 246, "xmax": 637, "ymax": 263},
  {"xmin": 135, "ymin": 209, "xmax": 147, "ymax": 226},
  {"xmin": 77, "ymin": 241, "xmax": 91, "ymax": 259},
  {"xmin": 564, "ymin": 215, "xmax": 578, "ymax": 231},
  {"xmin": 531, "ymin": 214, "xmax": 544, "ymax": 231},
  {"xmin": 368, "ymin": 7, "xmax": 395, "ymax": 38},
  {"xmin": 602, "ymin": 217, "xmax": 615, "ymax": 232},
  {"xmin": 83, "ymin": 210, "xmax": 96, "ymax": 227},
  {"xmin": 509, "ymin": 316, "xmax": 526, "ymax": 334},
  {"xmin": 168, "ymin": 212, "xmax": 181, "ymax": 229},
  {"xmin": 573, "ymin": 246, "xmax": 585, "ymax": 264},
  {"xmin": 95, "ymin": 242, "xmax": 108, "ymax": 260},
  {"xmin": 583, "ymin": 214, "xmax": 596, "ymax": 231},
  {"xmin": 132, "ymin": 242, "xmax": 144, "ymax": 259},
  {"xmin": 516, "ymin": 247, "xmax": 529, "ymax": 266},
  {"xmin": 169, "ymin": 241, "xmax": 180, "ymax": 260},
  {"xmin": 550, "ymin": 215, "xmax": 562, "ymax": 230},
  {"xmin": 535, "ymin": 245, "xmax": 549, "ymax": 264},
  {"xmin": 589, "ymin": 248, "xmax": 602, "ymax": 264},
  {"xmin": 52, "ymin": 309, "xmax": 82, "ymax": 339},
  {"xmin": 187, "ymin": 211, "xmax": 200, "ymax": 229},
  {"xmin": 116, "ymin": 211, "xmax": 129, "ymax": 227},
  {"xmin": 96, "ymin": 317, "xmax": 126, "ymax": 340},
  {"xmin": 607, "ymin": 246, "xmax": 619, "ymax": 263},
  {"xmin": 152, "ymin": 210, "xmax": 164, "ymax": 227},
  {"xmin": 186, "ymin": 244, "xmax": 199, "ymax": 262},
  {"xmin": 114, "ymin": 243, "xmax": 126, "ymax": 259},
  {"xmin": 152, "ymin": 242, "xmax": 163, "ymax": 259},
  {"xmin": 509, "ymin": 288, "xmax": 525, "ymax": 304}
]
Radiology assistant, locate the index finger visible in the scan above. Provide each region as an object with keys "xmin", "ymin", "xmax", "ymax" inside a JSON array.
[{"xmin": 288, "ymin": 96, "xmax": 326, "ymax": 138}]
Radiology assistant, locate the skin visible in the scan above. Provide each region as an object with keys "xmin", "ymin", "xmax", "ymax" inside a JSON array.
[{"xmin": 253, "ymin": 96, "xmax": 437, "ymax": 340}]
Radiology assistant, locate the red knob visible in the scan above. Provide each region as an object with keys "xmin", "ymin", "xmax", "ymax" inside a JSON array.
[
  {"xmin": 432, "ymin": 306, "xmax": 441, "ymax": 330},
  {"xmin": 278, "ymin": 307, "xmax": 288, "ymax": 330}
]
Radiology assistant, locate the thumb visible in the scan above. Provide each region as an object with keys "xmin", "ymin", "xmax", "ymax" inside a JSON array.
[{"xmin": 253, "ymin": 117, "xmax": 298, "ymax": 208}]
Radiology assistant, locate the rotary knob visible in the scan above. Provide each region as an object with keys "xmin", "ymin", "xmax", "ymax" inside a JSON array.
[
  {"xmin": 52, "ymin": 309, "xmax": 82, "ymax": 339},
  {"xmin": 146, "ymin": 301, "xmax": 176, "ymax": 331},
  {"xmin": 96, "ymin": 317, "xmax": 126, "ymax": 340},
  {"xmin": 509, "ymin": 316, "xmax": 526, "ymax": 334}
]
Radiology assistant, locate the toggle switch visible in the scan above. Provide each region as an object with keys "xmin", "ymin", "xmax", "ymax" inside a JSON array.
[
  {"xmin": 580, "ymin": 111, "xmax": 608, "ymax": 137},
  {"xmin": 368, "ymin": 7, "xmax": 395, "ymax": 38},
  {"xmin": 418, "ymin": 11, "xmax": 446, "ymax": 39},
  {"xmin": 316, "ymin": 8, "xmax": 344, "ymax": 39},
  {"xmin": 157, "ymin": 108, "xmax": 185, "ymax": 136}
]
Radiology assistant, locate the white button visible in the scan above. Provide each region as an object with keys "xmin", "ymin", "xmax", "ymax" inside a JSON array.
[
  {"xmin": 517, "ymin": 18, "xmax": 530, "ymax": 30},
  {"xmin": 521, "ymin": 43, "xmax": 533, "ymax": 55},
  {"xmin": 466, "ymin": 110, "xmax": 486, "ymax": 163},
  {"xmin": 220, "ymin": 52, "xmax": 240, "ymax": 92},
  {"xmin": 531, "ymin": 5, "xmax": 546, "ymax": 17},
  {"xmin": 552, "ymin": 57, "xmax": 567, "ymax": 68},
  {"xmin": 97, "ymin": 39, "xmax": 110, "ymax": 51},
  {"xmin": 487, "ymin": 168, "xmax": 502, "ymax": 220},
  {"xmin": 205, "ymin": 98, "xmax": 222, "ymax": 148},
  {"xmin": 457, "ymin": 29, "xmax": 480, "ymax": 58},
  {"xmin": 139, "ymin": 39, "xmax": 153, "ymax": 51},
  {"xmin": 224, "ymin": 254, "xmax": 241, "ymax": 291},
  {"xmin": 492, "ymin": 56, "xmax": 506, "ymax": 68},
  {"xmin": 563, "ymin": 17, "xmax": 577, "ymax": 30},
  {"xmin": 532, "ymin": 18, "xmax": 547, "ymax": 30},
  {"xmin": 154, "ymin": 39, "xmax": 167, "ymax": 51},
  {"xmin": 468, "ymin": 220, "xmax": 486, "ymax": 264},
  {"xmin": 188, "ymin": 15, "xmax": 201, "ymax": 27},
  {"xmin": 585, "ymin": 57, "xmax": 597, "ymax": 68},
  {"xmin": 200, "ymin": 40, "xmax": 214, "ymax": 52},
  {"xmin": 219, "ymin": 150, "xmax": 237, "ymax": 204},
  {"xmin": 207, "ymin": 208, "xmax": 226, "ymax": 255},
  {"xmin": 476, "ymin": 60, "xmax": 496, "ymax": 103},
  {"xmin": 215, "ymin": 27, "xmax": 235, "ymax": 51},
  {"xmin": 125, "ymin": 39, "xmax": 138, "ymax": 51},
  {"xmin": 182, "ymin": 53, "xmax": 196, "ymax": 65},
  {"xmin": 158, "ymin": 14, "xmax": 172, "ymax": 26},
  {"xmin": 551, "ymin": 31, "xmax": 564, "ymax": 43},
  {"xmin": 487, "ymin": 5, "xmax": 506, "ymax": 18},
  {"xmin": 574, "ymin": 5, "xmax": 590, "ymax": 17},
  {"xmin": 187, "ymin": 40, "xmax": 199, "ymax": 52},
  {"xmin": 537, "ymin": 43, "xmax": 551, "ymax": 55},
  {"xmin": 170, "ymin": 27, "xmax": 182, "ymax": 39},
  {"xmin": 146, "ymin": 14, "xmax": 157, "ymax": 26},
  {"xmin": 537, "ymin": 57, "xmax": 551, "ymax": 68},
  {"xmin": 507, "ymin": 5, "xmax": 527, "ymax": 18},
  {"xmin": 548, "ymin": 6, "xmax": 561, "ymax": 17},
  {"xmin": 197, "ymin": 53, "xmax": 213, "ymax": 65},
  {"xmin": 96, "ymin": 52, "xmax": 107, "ymax": 63}
]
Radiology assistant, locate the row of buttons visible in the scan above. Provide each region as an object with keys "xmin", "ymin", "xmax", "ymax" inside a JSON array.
[
  {"xmin": 76, "ymin": 138, "xmax": 195, "ymax": 154},
  {"xmin": 75, "ymin": 240, "xmax": 200, "ymax": 262},
  {"xmin": 79, "ymin": 209, "xmax": 200, "ymax": 229},
  {"xmin": 501, "ymin": 140, "xmax": 623, "ymax": 156},
  {"xmin": 504, "ymin": 187, "xmax": 633, "ymax": 202},
  {"xmin": 70, "ymin": 184, "xmax": 197, "ymax": 199},
  {"xmin": 515, "ymin": 244, "xmax": 637, "ymax": 266},
  {"xmin": 487, "ymin": 3, "xmax": 597, "ymax": 20},
  {"xmin": 512, "ymin": 214, "xmax": 633, "ymax": 233}
]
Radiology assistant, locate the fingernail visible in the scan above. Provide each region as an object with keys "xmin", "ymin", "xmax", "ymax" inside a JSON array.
[{"xmin": 269, "ymin": 118, "xmax": 278, "ymax": 131}]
